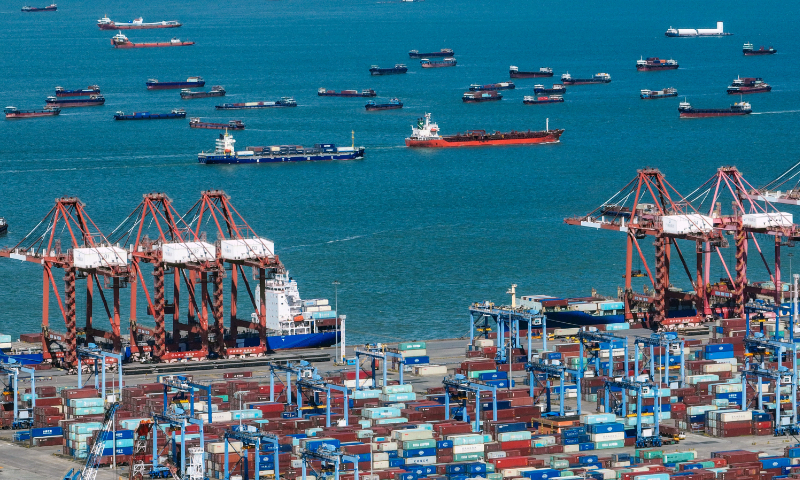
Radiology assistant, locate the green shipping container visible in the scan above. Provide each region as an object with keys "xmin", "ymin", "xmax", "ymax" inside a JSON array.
[
  {"xmin": 398, "ymin": 342, "xmax": 426, "ymax": 351},
  {"xmin": 402, "ymin": 439, "xmax": 436, "ymax": 449},
  {"xmin": 663, "ymin": 452, "xmax": 695, "ymax": 463},
  {"xmin": 636, "ymin": 448, "xmax": 663, "ymax": 459},
  {"xmin": 551, "ymin": 460, "xmax": 569, "ymax": 469},
  {"xmin": 595, "ymin": 440, "xmax": 625, "ymax": 450},
  {"xmin": 560, "ymin": 471, "xmax": 575, "ymax": 477},
  {"xmin": 453, "ymin": 452, "xmax": 485, "ymax": 462},
  {"xmin": 488, "ymin": 474, "xmax": 503, "ymax": 480},
  {"xmin": 468, "ymin": 370, "xmax": 496, "ymax": 379}
]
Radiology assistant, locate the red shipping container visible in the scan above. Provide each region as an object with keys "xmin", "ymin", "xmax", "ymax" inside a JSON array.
[{"xmin": 492, "ymin": 456, "xmax": 530, "ymax": 468}]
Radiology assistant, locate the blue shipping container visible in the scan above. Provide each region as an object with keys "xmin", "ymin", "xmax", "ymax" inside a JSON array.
[
  {"xmin": 437, "ymin": 440, "xmax": 454, "ymax": 449},
  {"xmin": 496, "ymin": 422, "xmax": 527, "ymax": 434},
  {"xmin": 578, "ymin": 442, "xmax": 595, "ymax": 451},
  {"xmin": 578, "ymin": 455, "xmax": 599, "ymax": 464},
  {"xmin": 705, "ymin": 351, "xmax": 734, "ymax": 360},
  {"xmin": 479, "ymin": 371, "xmax": 508, "ymax": 381},
  {"xmin": 32, "ymin": 427, "xmax": 63, "ymax": 438},
  {"xmin": 389, "ymin": 458, "xmax": 404, "ymax": 467},
  {"xmin": 588, "ymin": 423, "xmax": 625, "ymax": 434},
  {"xmin": 705, "ymin": 343, "xmax": 734, "ymax": 353}
]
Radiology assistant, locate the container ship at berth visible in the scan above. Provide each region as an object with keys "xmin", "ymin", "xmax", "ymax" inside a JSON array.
[
  {"xmin": 408, "ymin": 48, "xmax": 453, "ymax": 58},
  {"xmin": 534, "ymin": 84, "xmax": 566, "ymax": 94},
  {"xmin": 111, "ymin": 32, "xmax": 193, "ymax": 48},
  {"xmin": 55, "ymin": 85, "xmax": 100, "ymax": 97},
  {"xmin": 636, "ymin": 57, "xmax": 678, "ymax": 71},
  {"xmin": 509, "ymin": 66, "xmax": 553, "ymax": 78},
  {"xmin": 462, "ymin": 91, "xmax": 502, "ymax": 103},
  {"xmin": 215, "ymin": 98, "xmax": 296, "ymax": 110},
  {"xmin": 181, "ymin": 86, "xmax": 225, "ymax": 99},
  {"xmin": 365, "ymin": 98, "xmax": 402, "ymax": 111},
  {"xmin": 640, "ymin": 88, "xmax": 678, "ymax": 99},
  {"xmin": 743, "ymin": 43, "xmax": 776, "ymax": 55},
  {"xmin": 189, "ymin": 118, "xmax": 245, "ymax": 130},
  {"xmin": 523, "ymin": 95, "xmax": 563, "ymax": 105},
  {"xmin": 147, "ymin": 77, "xmax": 204, "ymax": 90},
  {"xmin": 97, "ymin": 16, "xmax": 181, "ymax": 30},
  {"xmin": 665, "ymin": 21, "xmax": 730, "ymax": 37},
  {"xmin": 22, "ymin": 4, "xmax": 56, "ymax": 11},
  {"xmin": 46, "ymin": 95, "xmax": 104, "ymax": 108},
  {"xmin": 369, "ymin": 64, "xmax": 407, "ymax": 75},
  {"xmin": 679, "ymin": 99, "xmax": 751, "ymax": 118},
  {"xmin": 318, "ymin": 88, "xmax": 376, "ymax": 97},
  {"xmin": 405, "ymin": 113, "xmax": 563, "ymax": 147},
  {"xmin": 469, "ymin": 82, "xmax": 514, "ymax": 91},
  {"xmin": 561, "ymin": 73, "xmax": 611, "ymax": 85},
  {"xmin": 5, "ymin": 106, "xmax": 60, "ymax": 118},
  {"xmin": 114, "ymin": 109, "xmax": 186, "ymax": 120},
  {"xmin": 727, "ymin": 77, "xmax": 771, "ymax": 94},
  {"xmin": 198, "ymin": 132, "xmax": 364, "ymax": 164},
  {"xmin": 420, "ymin": 57, "xmax": 456, "ymax": 68}
]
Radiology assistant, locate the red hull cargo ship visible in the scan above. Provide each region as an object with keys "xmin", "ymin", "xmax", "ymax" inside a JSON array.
[
  {"xmin": 636, "ymin": 57, "xmax": 679, "ymax": 71},
  {"xmin": 727, "ymin": 77, "xmax": 771, "ymax": 94},
  {"xmin": 5, "ymin": 106, "xmax": 60, "ymax": 118},
  {"xmin": 743, "ymin": 42, "xmax": 776, "ymax": 55},
  {"xmin": 97, "ymin": 16, "xmax": 181, "ymax": 30},
  {"xmin": 405, "ymin": 113, "xmax": 563, "ymax": 147}
]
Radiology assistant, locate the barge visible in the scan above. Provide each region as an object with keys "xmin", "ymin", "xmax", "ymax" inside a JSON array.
[
  {"xmin": 189, "ymin": 118, "xmax": 245, "ymax": 130},
  {"xmin": 5, "ymin": 106, "xmax": 60, "ymax": 118},
  {"xmin": 469, "ymin": 82, "xmax": 515, "ymax": 91},
  {"xmin": 365, "ymin": 98, "xmax": 403, "ymax": 111},
  {"xmin": 534, "ymin": 84, "xmax": 566, "ymax": 94},
  {"xmin": 97, "ymin": 16, "xmax": 181, "ymax": 30},
  {"xmin": 420, "ymin": 57, "xmax": 456, "ymax": 68},
  {"xmin": 198, "ymin": 132, "xmax": 364, "ymax": 164},
  {"xmin": 640, "ymin": 87, "xmax": 678, "ymax": 99},
  {"xmin": 636, "ymin": 57, "xmax": 679, "ymax": 71},
  {"xmin": 215, "ymin": 98, "xmax": 296, "ymax": 109},
  {"xmin": 21, "ymin": 3, "xmax": 56, "ymax": 11},
  {"xmin": 55, "ymin": 85, "xmax": 100, "ymax": 97},
  {"xmin": 369, "ymin": 64, "xmax": 408, "ymax": 75},
  {"xmin": 462, "ymin": 91, "xmax": 502, "ymax": 103},
  {"xmin": 743, "ymin": 42, "xmax": 776, "ymax": 55},
  {"xmin": 114, "ymin": 109, "xmax": 186, "ymax": 120},
  {"xmin": 147, "ymin": 77, "xmax": 204, "ymax": 90},
  {"xmin": 45, "ymin": 95, "xmax": 104, "ymax": 108},
  {"xmin": 180, "ymin": 86, "xmax": 225, "ymax": 99},
  {"xmin": 112, "ymin": 32, "xmax": 193, "ymax": 48},
  {"xmin": 509, "ymin": 66, "xmax": 553, "ymax": 78},
  {"xmin": 408, "ymin": 48, "xmax": 453, "ymax": 58},
  {"xmin": 523, "ymin": 95, "xmax": 564, "ymax": 105},
  {"xmin": 405, "ymin": 113, "xmax": 563, "ymax": 147},
  {"xmin": 561, "ymin": 72, "xmax": 611, "ymax": 85},
  {"xmin": 318, "ymin": 88, "xmax": 376, "ymax": 97},
  {"xmin": 679, "ymin": 99, "xmax": 752, "ymax": 118},
  {"xmin": 727, "ymin": 77, "xmax": 771, "ymax": 94}
]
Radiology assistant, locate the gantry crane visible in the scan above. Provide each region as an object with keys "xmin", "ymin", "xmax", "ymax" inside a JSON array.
[
  {"xmin": 633, "ymin": 333, "xmax": 685, "ymax": 387},
  {"xmin": 442, "ymin": 374, "xmax": 498, "ymax": 432},
  {"xmin": 525, "ymin": 360, "xmax": 582, "ymax": 416},
  {"xmin": 0, "ymin": 359, "xmax": 35, "ymax": 429},
  {"xmin": 299, "ymin": 444, "xmax": 361, "ymax": 480},
  {"xmin": 577, "ymin": 330, "xmax": 629, "ymax": 378},
  {"xmin": 62, "ymin": 402, "xmax": 120, "ymax": 480},
  {"xmin": 602, "ymin": 379, "xmax": 661, "ymax": 448}
]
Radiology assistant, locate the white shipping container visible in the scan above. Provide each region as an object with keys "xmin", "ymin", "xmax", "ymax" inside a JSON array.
[
  {"xmin": 373, "ymin": 461, "xmax": 390, "ymax": 470},
  {"xmin": 404, "ymin": 456, "xmax": 436, "ymax": 465},
  {"xmin": 475, "ymin": 339, "xmax": 494, "ymax": 347},
  {"xmin": 742, "ymin": 212, "xmax": 793, "ymax": 228},
  {"xmin": 719, "ymin": 411, "xmax": 752, "ymax": 422},
  {"xmin": 590, "ymin": 432, "xmax": 625, "ymax": 442},
  {"xmin": 73, "ymin": 246, "xmax": 128, "ymax": 269},
  {"xmin": 453, "ymin": 444, "xmax": 485, "ymax": 454},
  {"xmin": 392, "ymin": 429, "xmax": 432, "ymax": 441},
  {"xmin": 399, "ymin": 349, "xmax": 427, "ymax": 358},
  {"xmin": 220, "ymin": 238, "xmax": 275, "ymax": 260},
  {"xmin": 661, "ymin": 214, "xmax": 714, "ymax": 235},
  {"xmin": 562, "ymin": 444, "xmax": 580, "ymax": 452},
  {"xmin": 375, "ymin": 441, "xmax": 398, "ymax": 451},
  {"xmin": 702, "ymin": 363, "xmax": 732, "ymax": 373},
  {"xmin": 487, "ymin": 451, "xmax": 507, "ymax": 459},
  {"xmin": 372, "ymin": 452, "xmax": 389, "ymax": 462},
  {"xmin": 162, "ymin": 242, "xmax": 216, "ymax": 264},
  {"xmin": 413, "ymin": 365, "xmax": 447, "ymax": 376}
]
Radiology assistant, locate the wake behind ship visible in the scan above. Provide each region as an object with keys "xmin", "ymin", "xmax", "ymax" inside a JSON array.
[
  {"xmin": 198, "ymin": 132, "xmax": 365, "ymax": 164},
  {"xmin": 405, "ymin": 113, "xmax": 563, "ymax": 147}
]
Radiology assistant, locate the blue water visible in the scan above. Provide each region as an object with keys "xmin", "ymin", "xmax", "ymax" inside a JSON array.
[{"xmin": 1, "ymin": 0, "xmax": 799, "ymax": 345}]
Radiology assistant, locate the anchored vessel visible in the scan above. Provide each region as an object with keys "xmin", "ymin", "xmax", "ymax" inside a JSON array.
[
  {"xmin": 636, "ymin": 57, "xmax": 679, "ymax": 71},
  {"xmin": 420, "ymin": 57, "xmax": 456, "ymax": 68},
  {"xmin": 0, "ymin": 218, "xmax": 6, "ymax": 235},
  {"xmin": 215, "ymin": 97, "xmax": 296, "ymax": 109},
  {"xmin": 469, "ymin": 82, "xmax": 515, "ymax": 91},
  {"xmin": 5, "ymin": 106, "xmax": 60, "ymax": 118},
  {"xmin": 523, "ymin": 95, "xmax": 564, "ymax": 105},
  {"xmin": 55, "ymin": 85, "xmax": 100, "ymax": 97},
  {"xmin": 369, "ymin": 64, "xmax": 408, "ymax": 75},
  {"xmin": 318, "ymin": 88, "xmax": 376, "ymax": 97},
  {"xmin": 97, "ymin": 16, "xmax": 181, "ymax": 30},
  {"xmin": 534, "ymin": 84, "xmax": 566, "ymax": 94},
  {"xmin": 666, "ymin": 21, "xmax": 730, "ymax": 37},
  {"xmin": 21, "ymin": 3, "xmax": 56, "ymax": 11},
  {"xmin": 640, "ymin": 87, "xmax": 678, "ymax": 99},
  {"xmin": 727, "ymin": 77, "xmax": 771, "ymax": 94},
  {"xmin": 679, "ymin": 99, "xmax": 752, "ymax": 118},
  {"xmin": 189, "ymin": 118, "xmax": 245, "ymax": 130},
  {"xmin": 45, "ymin": 95, "xmax": 104, "ymax": 107},
  {"xmin": 743, "ymin": 43, "xmax": 776, "ymax": 55},
  {"xmin": 181, "ymin": 86, "xmax": 225, "ymax": 99},
  {"xmin": 561, "ymin": 72, "xmax": 611, "ymax": 85},
  {"xmin": 462, "ymin": 91, "xmax": 502, "ymax": 103},
  {"xmin": 408, "ymin": 48, "xmax": 453, "ymax": 58},
  {"xmin": 147, "ymin": 77, "xmax": 204, "ymax": 90},
  {"xmin": 198, "ymin": 132, "xmax": 364, "ymax": 164},
  {"xmin": 114, "ymin": 108, "xmax": 186, "ymax": 120},
  {"xmin": 405, "ymin": 113, "xmax": 563, "ymax": 147},
  {"xmin": 111, "ymin": 32, "xmax": 193, "ymax": 48},
  {"xmin": 365, "ymin": 98, "xmax": 403, "ymax": 111},
  {"xmin": 509, "ymin": 66, "xmax": 553, "ymax": 78}
]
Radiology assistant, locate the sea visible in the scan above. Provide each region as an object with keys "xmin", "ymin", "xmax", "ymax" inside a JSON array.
[{"xmin": 1, "ymin": 0, "xmax": 799, "ymax": 345}]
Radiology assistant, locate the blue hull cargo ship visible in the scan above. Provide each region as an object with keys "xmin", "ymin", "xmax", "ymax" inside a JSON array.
[
  {"xmin": 198, "ymin": 132, "xmax": 365, "ymax": 164},
  {"xmin": 114, "ymin": 108, "xmax": 186, "ymax": 120}
]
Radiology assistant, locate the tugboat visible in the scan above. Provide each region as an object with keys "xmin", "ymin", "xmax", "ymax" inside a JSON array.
[
  {"xmin": 189, "ymin": 118, "xmax": 245, "ymax": 130},
  {"xmin": 5, "ymin": 106, "xmax": 60, "ymax": 118},
  {"xmin": 727, "ymin": 77, "xmax": 771, "ymax": 94},
  {"xmin": 97, "ymin": 16, "xmax": 181, "ymax": 30},
  {"xmin": 409, "ymin": 48, "xmax": 454, "ymax": 58},
  {"xmin": 369, "ymin": 64, "xmax": 408, "ymax": 75},
  {"xmin": 469, "ymin": 82, "xmax": 515, "ymax": 91},
  {"xmin": 0, "ymin": 217, "xmax": 7, "ymax": 235},
  {"xmin": 420, "ymin": 57, "xmax": 456, "ymax": 68},
  {"xmin": 46, "ymin": 95, "xmax": 104, "ymax": 107},
  {"xmin": 405, "ymin": 113, "xmax": 563, "ymax": 147},
  {"xmin": 215, "ymin": 97, "xmax": 297, "ymax": 109},
  {"xmin": 318, "ymin": 88, "xmax": 376, "ymax": 97},
  {"xmin": 534, "ymin": 84, "xmax": 566, "ymax": 94},
  {"xmin": 636, "ymin": 57, "xmax": 679, "ymax": 71},
  {"xmin": 111, "ymin": 32, "xmax": 194, "ymax": 48},
  {"xmin": 21, "ymin": 3, "xmax": 56, "ymax": 11},
  {"xmin": 509, "ymin": 66, "xmax": 553, "ymax": 78},
  {"xmin": 523, "ymin": 95, "xmax": 564, "ymax": 105},
  {"xmin": 114, "ymin": 108, "xmax": 186, "ymax": 120},
  {"xmin": 678, "ymin": 99, "xmax": 752, "ymax": 118},
  {"xmin": 55, "ymin": 85, "xmax": 100, "ymax": 97},
  {"xmin": 561, "ymin": 73, "xmax": 611, "ymax": 85},
  {"xmin": 147, "ymin": 77, "xmax": 204, "ymax": 90},
  {"xmin": 462, "ymin": 91, "xmax": 502, "ymax": 103},
  {"xmin": 180, "ymin": 86, "xmax": 225, "ymax": 99},
  {"xmin": 365, "ymin": 98, "xmax": 403, "ymax": 111},
  {"xmin": 640, "ymin": 88, "xmax": 678, "ymax": 99},
  {"xmin": 198, "ymin": 131, "xmax": 365, "ymax": 164},
  {"xmin": 743, "ymin": 43, "xmax": 776, "ymax": 56}
]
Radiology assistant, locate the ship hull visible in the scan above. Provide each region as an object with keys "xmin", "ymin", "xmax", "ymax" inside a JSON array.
[
  {"xmin": 115, "ymin": 113, "xmax": 186, "ymax": 120},
  {"xmin": 148, "ymin": 82, "xmax": 205, "ymax": 90},
  {"xmin": 462, "ymin": 97, "xmax": 502, "ymax": 103},
  {"xmin": 46, "ymin": 100, "xmax": 104, "ymax": 107},
  {"xmin": 113, "ymin": 40, "xmax": 194, "ymax": 48},
  {"xmin": 265, "ymin": 331, "xmax": 338, "ymax": 350},
  {"xmin": 420, "ymin": 63, "xmax": 456, "ymax": 68},
  {"xmin": 523, "ymin": 99, "xmax": 563, "ymax": 104},
  {"xmin": 6, "ymin": 110, "xmax": 60, "ymax": 118},
  {"xmin": 542, "ymin": 308, "xmax": 696, "ymax": 329},
  {"xmin": 370, "ymin": 68, "xmax": 408, "ymax": 75},
  {"xmin": 743, "ymin": 50, "xmax": 776, "ymax": 56},
  {"xmin": 534, "ymin": 87, "xmax": 566, "ymax": 94},
  {"xmin": 470, "ymin": 84, "xmax": 515, "ymax": 91},
  {"xmin": 406, "ymin": 132, "xmax": 562, "ymax": 147},
  {"xmin": 22, "ymin": 6, "xmax": 56, "ymax": 11},
  {"xmin": 680, "ymin": 110, "xmax": 751, "ymax": 118},
  {"xmin": 99, "ymin": 23, "xmax": 181, "ymax": 30},
  {"xmin": 636, "ymin": 65, "xmax": 679, "ymax": 71},
  {"xmin": 409, "ymin": 51, "xmax": 453, "ymax": 58},
  {"xmin": 365, "ymin": 104, "xmax": 403, "ymax": 111},
  {"xmin": 319, "ymin": 92, "xmax": 376, "ymax": 97},
  {"xmin": 562, "ymin": 79, "xmax": 611, "ymax": 85},
  {"xmin": 641, "ymin": 92, "xmax": 678, "ymax": 99},
  {"xmin": 181, "ymin": 91, "xmax": 225, "ymax": 99},
  {"xmin": 727, "ymin": 87, "xmax": 771, "ymax": 94},
  {"xmin": 190, "ymin": 122, "xmax": 245, "ymax": 130},
  {"xmin": 510, "ymin": 72, "xmax": 553, "ymax": 78},
  {"xmin": 215, "ymin": 103, "xmax": 295, "ymax": 110},
  {"xmin": 199, "ymin": 149, "xmax": 365, "ymax": 164}
]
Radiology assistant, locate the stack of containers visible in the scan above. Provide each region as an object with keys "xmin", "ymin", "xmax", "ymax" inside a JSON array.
[
  {"xmin": 704, "ymin": 343, "xmax": 735, "ymax": 361},
  {"xmin": 705, "ymin": 409, "xmax": 753, "ymax": 437},
  {"xmin": 582, "ymin": 413, "xmax": 625, "ymax": 450},
  {"xmin": 0, "ymin": 333, "xmax": 11, "ymax": 350}
]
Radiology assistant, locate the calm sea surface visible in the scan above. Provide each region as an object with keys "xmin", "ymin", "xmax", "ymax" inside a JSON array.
[{"xmin": 1, "ymin": 0, "xmax": 799, "ymax": 344}]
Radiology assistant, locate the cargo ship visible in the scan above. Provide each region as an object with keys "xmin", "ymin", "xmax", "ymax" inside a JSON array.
[
  {"xmin": 636, "ymin": 57, "xmax": 679, "ymax": 71},
  {"xmin": 523, "ymin": 95, "xmax": 563, "ymax": 105},
  {"xmin": 114, "ymin": 108, "xmax": 186, "ymax": 120},
  {"xmin": 408, "ymin": 48, "xmax": 453, "ymax": 58},
  {"xmin": 198, "ymin": 132, "xmax": 364, "ymax": 164},
  {"xmin": 679, "ymin": 99, "xmax": 752, "ymax": 118},
  {"xmin": 189, "ymin": 118, "xmax": 245, "ymax": 130},
  {"xmin": 365, "ymin": 98, "xmax": 402, "ymax": 111},
  {"xmin": 181, "ymin": 86, "xmax": 225, "ymax": 99},
  {"xmin": 147, "ymin": 77, "xmax": 204, "ymax": 90},
  {"xmin": 469, "ymin": 82, "xmax": 515, "ymax": 91},
  {"xmin": 97, "ymin": 16, "xmax": 181, "ymax": 30},
  {"xmin": 0, "ymin": 217, "xmax": 6, "ymax": 236},
  {"xmin": 369, "ymin": 64, "xmax": 408, "ymax": 75},
  {"xmin": 640, "ymin": 87, "xmax": 678, "ymax": 99},
  {"xmin": 509, "ymin": 66, "xmax": 553, "ymax": 78},
  {"xmin": 665, "ymin": 21, "xmax": 730, "ymax": 37},
  {"xmin": 534, "ymin": 84, "xmax": 566, "ymax": 94},
  {"xmin": 111, "ymin": 32, "xmax": 193, "ymax": 48},
  {"xmin": 318, "ymin": 88, "xmax": 376, "ymax": 97},
  {"xmin": 561, "ymin": 72, "xmax": 611, "ymax": 85},
  {"xmin": 55, "ymin": 85, "xmax": 100, "ymax": 97},
  {"xmin": 727, "ymin": 77, "xmax": 771, "ymax": 94},
  {"xmin": 215, "ymin": 97, "xmax": 296, "ymax": 110},
  {"xmin": 5, "ymin": 106, "xmax": 60, "ymax": 118},
  {"xmin": 743, "ymin": 43, "xmax": 776, "ymax": 55},
  {"xmin": 21, "ymin": 4, "xmax": 56, "ymax": 11},
  {"xmin": 45, "ymin": 95, "xmax": 104, "ymax": 108},
  {"xmin": 405, "ymin": 113, "xmax": 563, "ymax": 147},
  {"xmin": 462, "ymin": 91, "xmax": 502, "ymax": 103},
  {"xmin": 420, "ymin": 57, "xmax": 456, "ymax": 68}
]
